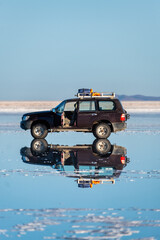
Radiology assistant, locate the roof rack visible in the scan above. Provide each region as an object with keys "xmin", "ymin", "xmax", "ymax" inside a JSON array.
[
  {"xmin": 76, "ymin": 92, "xmax": 115, "ymax": 99},
  {"xmin": 77, "ymin": 178, "xmax": 115, "ymax": 186}
]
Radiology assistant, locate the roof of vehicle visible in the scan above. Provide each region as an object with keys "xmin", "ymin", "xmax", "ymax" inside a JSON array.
[{"xmin": 65, "ymin": 97, "xmax": 118, "ymax": 102}]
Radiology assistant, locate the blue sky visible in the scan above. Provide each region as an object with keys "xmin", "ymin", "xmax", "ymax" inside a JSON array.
[{"xmin": 0, "ymin": 0, "xmax": 160, "ymax": 100}]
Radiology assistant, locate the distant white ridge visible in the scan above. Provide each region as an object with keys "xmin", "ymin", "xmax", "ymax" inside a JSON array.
[{"xmin": 0, "ymin": 101, "xmax": 160, "ymax": 113}]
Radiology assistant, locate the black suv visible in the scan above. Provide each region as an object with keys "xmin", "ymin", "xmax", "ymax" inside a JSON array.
[
  {"xmin": 20, "ymin": 89, "xmax": 130, "ymax": 139},
  {"xmin": 21, "ymin": 138, "xmax": 130, "ymax": 187}
]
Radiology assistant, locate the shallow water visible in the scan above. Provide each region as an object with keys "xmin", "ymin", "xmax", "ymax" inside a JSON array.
[{"xmin": 0, "ymin": 113, "xmax": 160, "ymax": 239}]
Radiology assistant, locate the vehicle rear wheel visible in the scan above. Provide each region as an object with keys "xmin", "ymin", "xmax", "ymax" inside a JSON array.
[
  {"xmin": 31, "ymin": 123, "xmax": 48, "ymax": 139},
  {"xmin": 93, "ymin": 123, "xmax": 111, "ymax": 139},
  {"xmin": 31, "ymin": 139, "xmax": 48, "ymax": 153},
  {"xmin": 92, "ymin": 139, "xmax": 111, "ymax": 155}
]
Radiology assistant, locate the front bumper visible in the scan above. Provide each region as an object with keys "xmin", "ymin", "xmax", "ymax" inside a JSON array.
[
  {"xmin": 112, "ymin": 122, "xmax": 127, "ymax": 132},
  {"xmin": 20, "ymin": 120, "xmax": 32, "ymax": 130}
]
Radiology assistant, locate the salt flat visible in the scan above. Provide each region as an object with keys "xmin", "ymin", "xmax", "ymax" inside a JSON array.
[
  {"xmin": 0, "ymin": 101, "xmax": 160, "ymax": 113},
  {"xmin": 0, "ymin": 104, "xmax": 160, "ymax": 240},
  {"xmin": 0, "ymin": 101, "xmax": 60, "ymax": 113},
  {"xmin": 122, "ymin": 101, "xmax": 160, "ymax": 113}
]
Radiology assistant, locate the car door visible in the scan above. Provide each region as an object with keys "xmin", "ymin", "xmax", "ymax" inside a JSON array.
[
  {"xmin": 53, "ymin": 100, "xmax": 66, "ymax": 127},
  {"xmin": 76, "ymin": 100, "xmax": 97, "ymax": 128},
  {"xmin": 63, "ymin": 100, "xmax": 77, "ymax": 127}
]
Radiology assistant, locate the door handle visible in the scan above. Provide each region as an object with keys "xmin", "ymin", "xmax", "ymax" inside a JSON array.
[{"xmin": 92, "ymin": 113, "xmax": 97, "ymax": 116}]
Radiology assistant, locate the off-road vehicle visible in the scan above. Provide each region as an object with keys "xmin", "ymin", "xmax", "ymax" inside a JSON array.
[
  {"xmin": 21, "ymin": 138, "xmax": 130, "ymax": 187},
  {"xmin": 20, "ymin": 89, "xmax": 130, "ymax": 139}
]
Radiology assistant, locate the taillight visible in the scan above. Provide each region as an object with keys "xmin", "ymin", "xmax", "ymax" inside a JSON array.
[
  {"xmin": 120, "ymin": 113, "xmax": 125, "ymax": 121},
  {"xmin": 121, "ymin": 156, "xmax": 126, "ymax": 164}
]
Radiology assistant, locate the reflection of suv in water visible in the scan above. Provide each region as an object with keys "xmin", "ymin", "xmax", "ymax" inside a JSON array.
[
  {"xmin": 20, "ymin": 89, "xmax": 130, "ymax": 139},
  {"xmin": 21, "ymin": 139, "xmax": 130, "ymax": 187}
]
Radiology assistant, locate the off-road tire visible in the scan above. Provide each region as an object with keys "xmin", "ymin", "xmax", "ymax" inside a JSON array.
[
  {"xmin": 92, "ymin": 139, "xmax": 111, "ymax": 155},
  {"xmin": 31, "ymin": 139, "xmax": 48, "ymax": 154},
  {"xmin": 93, "ymin": 123, "xmax": 111, "ymax": 139},
  {"xmin": 31, "ymin": 123, "xmax": 48, "ymax": 139}
]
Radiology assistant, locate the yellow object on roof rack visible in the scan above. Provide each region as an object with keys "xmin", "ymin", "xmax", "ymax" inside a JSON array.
[
  {"xmin": 77, "ymin": 178, "xmax": 115, "ymax": 188},
  {"xmin": 76, "ymin": 88, "xmax": 115, "ymax": 98}
]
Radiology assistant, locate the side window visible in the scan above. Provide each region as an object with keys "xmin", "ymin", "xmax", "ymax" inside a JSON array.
[
  {"xmin": 79, "ymin": 101, "xmax": 96, "ymax": 112},
  {"xmin": 98, "ymin": 101, "xmax": 115, "ymax": 111},
  {"xmin": 64, "ymin": 101, "xmax": 77, "ymax": 111}
]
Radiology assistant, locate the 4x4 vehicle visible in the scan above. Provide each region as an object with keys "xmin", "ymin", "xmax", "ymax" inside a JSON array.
[
  {"xmin": 20, "ymin": 89, "xmax": 130, "ymax": 139},
  {"xmin": 21, "ymin": 138, "xmax": 130, "ymax": 187}
]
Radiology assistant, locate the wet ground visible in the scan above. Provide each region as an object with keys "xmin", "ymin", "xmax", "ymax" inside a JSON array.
[{"xmin": 0, "ymin": 113, "xmax": 160, "ymax": 239}]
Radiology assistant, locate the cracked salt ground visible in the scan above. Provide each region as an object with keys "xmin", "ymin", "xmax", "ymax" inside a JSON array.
[
  {"xmin": 0, "ymin": 208, "xmax": 160, "ymax": 239},
  {"xmin": 0, "ymin": 113, "xmax": 160, "ymax": 239}
]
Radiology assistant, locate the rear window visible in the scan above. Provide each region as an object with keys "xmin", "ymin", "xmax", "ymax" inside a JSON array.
[
  {"xmin": 79, "ymin": 101, "xmax": 96, "ymax": 112},
  {"xmin": 98, "ymin": 101, "xmax": 115, "ymax": 111}
]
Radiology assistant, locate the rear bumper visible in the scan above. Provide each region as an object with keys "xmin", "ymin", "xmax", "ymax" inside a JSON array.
[
  {"xmin": 112, "ymin": 122, "xmax": 127, "ymax": 132},
  {"xmin": 20, "ymin": 121, "xmax": 32, "ymax": 130}
]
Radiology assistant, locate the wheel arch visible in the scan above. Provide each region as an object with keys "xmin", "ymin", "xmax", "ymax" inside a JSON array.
[
  {"xmin": 31, "ymin": 120, "xmax": 50, "ymax": 130},
  {"xmin": 92, "ymin": 120, "xmax": 113, "ymax": 132}
]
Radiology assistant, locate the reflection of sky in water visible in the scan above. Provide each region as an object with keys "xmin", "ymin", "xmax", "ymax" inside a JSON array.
[{"xmin": 0, "ymin": 113, "xmax": 160, "ymax": 239}]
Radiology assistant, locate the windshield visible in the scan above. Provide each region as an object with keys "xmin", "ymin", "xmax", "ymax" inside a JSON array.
[{"xmin": 54, "ymin": 101, "xmax": 66, "ymax": 113}]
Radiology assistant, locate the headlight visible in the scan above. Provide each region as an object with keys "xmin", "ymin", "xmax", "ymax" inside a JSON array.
[
  {"xmin": 22, "ymin": 115, "xmax": 30, "ymax": 121},
  {"xmin": 22, "ymin": 156, "xmax": 30, "ymax": 162}
]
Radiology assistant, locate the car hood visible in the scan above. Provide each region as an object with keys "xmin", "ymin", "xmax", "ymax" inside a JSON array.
[{"xmin": 23, "ymin": 110, "xmax": 52, "ymax": 117}]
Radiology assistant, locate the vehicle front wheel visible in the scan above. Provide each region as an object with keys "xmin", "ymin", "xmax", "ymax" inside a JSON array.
[
  {"xmin": 31, "ymin": 139, "xmax": 48, "ymax": 153},
  {"xmin": 93, "ymin": 123, "xmax": 111, "ymax": 139},
  {"xmin": 31, "ymin": 123, "xmax": 48, "ymax": 139}
]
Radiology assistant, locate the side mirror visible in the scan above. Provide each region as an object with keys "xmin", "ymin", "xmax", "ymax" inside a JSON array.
[{"xmin": 52, "ymin": 108, "xmax": 56, "ymax": 113}]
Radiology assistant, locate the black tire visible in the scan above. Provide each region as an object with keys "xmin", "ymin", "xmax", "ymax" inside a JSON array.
[
  {"xmin": 93, "ymin": 123, "xmax": 111, "ymax": 139},
  {"xmin": 31, "ymin": 139, "xmax": 48, "ymax": 153},
  {"xmin": 92, "ymin": 139, "xmax": 111, "ymax": 155},
  {"xmin": 31, "ymin": 123, "xmax": 48, "ymax": 139}
]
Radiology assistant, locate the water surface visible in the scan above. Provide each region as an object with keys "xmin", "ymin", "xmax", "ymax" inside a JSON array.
[{"xmin": 0, "ymin": 113, "xmax": 160, "ymax": 239}]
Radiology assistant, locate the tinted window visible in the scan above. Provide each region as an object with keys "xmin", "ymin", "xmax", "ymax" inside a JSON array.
[
  {"xmin": 64, "ymin": 101, "xmax": 77, "ymax": 111},
  {"xmin": 98, "ymin": 101, "xmax": 115, "ymax": 111},
  {"xmin": 79, "ymin": 101, "xmax": 96, "ymax": 112}
]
